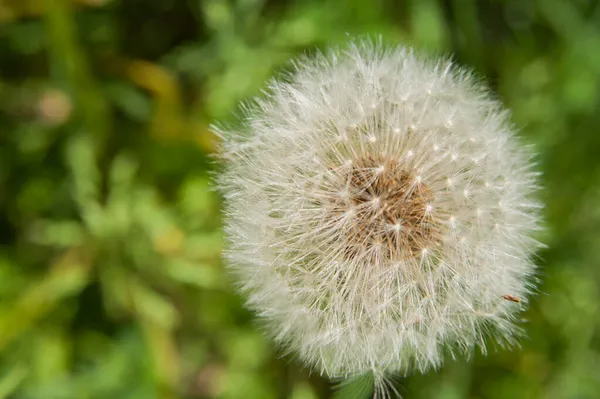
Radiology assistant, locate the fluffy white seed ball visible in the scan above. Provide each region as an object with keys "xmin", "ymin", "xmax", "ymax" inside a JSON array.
[{"xmin": 214, "ymin": 40, "xmax": 541, "ymax": 384}]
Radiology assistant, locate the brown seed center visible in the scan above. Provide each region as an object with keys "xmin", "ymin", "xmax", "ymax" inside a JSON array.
[{"xmin": 330, "ymin": 154, "xmax": 441, "ymax": 263}]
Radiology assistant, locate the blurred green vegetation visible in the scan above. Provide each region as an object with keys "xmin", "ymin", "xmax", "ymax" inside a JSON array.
[{"xmin": 1, "ymin": 0, "xmax": 600, "ymax": 398}]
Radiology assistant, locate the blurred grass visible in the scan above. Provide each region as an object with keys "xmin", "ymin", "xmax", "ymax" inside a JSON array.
[{"xmin": 1, "ymin": 0, "xmax": 600, "ymax": 398}]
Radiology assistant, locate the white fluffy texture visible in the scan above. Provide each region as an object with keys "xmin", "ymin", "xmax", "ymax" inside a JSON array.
[{"xmin": 215, "ymin": 41, "xmax": 541, "ymax": 382}]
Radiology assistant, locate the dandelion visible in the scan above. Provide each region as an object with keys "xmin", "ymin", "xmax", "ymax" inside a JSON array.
[{"xmin": 214, "ymin": 40, "xmax": 542, "ymax": 396}]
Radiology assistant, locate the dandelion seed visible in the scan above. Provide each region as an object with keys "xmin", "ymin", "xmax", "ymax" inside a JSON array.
[{"xmin": 214, "ymin": 39, "xmax": 542, "ymax": 397}]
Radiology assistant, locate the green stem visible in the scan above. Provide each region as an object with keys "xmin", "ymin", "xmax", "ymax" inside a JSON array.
[
  {"xmin": 43, "ymin": 0, "xmax": 110, "ymax": 157},
  {"xmin": 333, "ymin": 372, "xmax": 376, "ymax": 399}
]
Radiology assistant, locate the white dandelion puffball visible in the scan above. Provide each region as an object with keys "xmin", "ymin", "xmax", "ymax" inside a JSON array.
[{"xmin": 215, "ymin": 41, "xmax": 541, "ymax": 383}]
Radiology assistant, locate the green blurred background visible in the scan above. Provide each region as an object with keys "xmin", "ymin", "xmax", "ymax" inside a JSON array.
[{"xmin": 1, "ymin": 0, "xmax": 599, "ymax": 398}]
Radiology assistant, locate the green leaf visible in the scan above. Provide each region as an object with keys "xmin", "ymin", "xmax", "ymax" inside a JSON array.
[
  {"xmin": 164, "ymin": 259, "xmax": 222, "ymax": 289},
  {"xmin": 0, "ymin": 365, "xmax": 28, "ymax": 399}
]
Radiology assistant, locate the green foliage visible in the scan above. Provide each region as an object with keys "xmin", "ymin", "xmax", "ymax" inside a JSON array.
[
  {"xmin": 1, "ymin": 0, "xmax": 600, "ymax": 398},
  {"xmin": 332, "ymin": 373, "xmax": 375, "ymax": 399}
]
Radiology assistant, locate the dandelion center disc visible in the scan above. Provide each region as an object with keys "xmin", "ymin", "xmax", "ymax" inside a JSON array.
[{"xmin": 326, "ymin": 153, "xmax": 441, "ymax": 264}]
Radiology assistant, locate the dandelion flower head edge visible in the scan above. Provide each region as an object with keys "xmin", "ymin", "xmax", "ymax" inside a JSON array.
[{"xmin": 214, "ymin": 40, "xmax": 542, "ymax": 385}]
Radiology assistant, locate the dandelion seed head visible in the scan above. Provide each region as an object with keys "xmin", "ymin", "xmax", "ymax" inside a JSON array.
[{"xmin": 214, "ymin": 40, "xmax": 542, "ymax": 384}]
